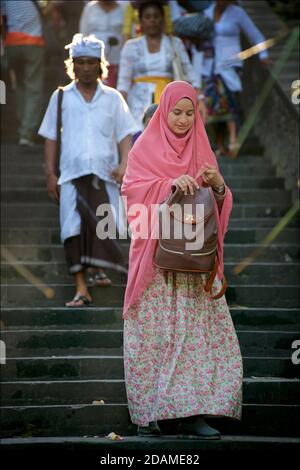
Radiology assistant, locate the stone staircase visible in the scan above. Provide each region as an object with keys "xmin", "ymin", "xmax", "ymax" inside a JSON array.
[
  {"xmin": 1, "ymin": 138, "xmax": 299, "ymax": 453},
  {"xmin": 243, "ymin": 0, "xmax": 300, "ymax": 109}
]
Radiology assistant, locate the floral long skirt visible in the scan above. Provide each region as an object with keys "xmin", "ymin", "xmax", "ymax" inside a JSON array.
[{"xmin": 124, "ymin": 268, "xmax": 243, "ymax": 426}]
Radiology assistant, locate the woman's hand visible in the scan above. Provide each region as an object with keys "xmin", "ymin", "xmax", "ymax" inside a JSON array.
[
  {"xmin": 201, "ymin": 164, "xmax": 224, "ymax": 189},
  {"xmin": 174, "ymin": 174, "xmax": 199, "ymax": 195}
]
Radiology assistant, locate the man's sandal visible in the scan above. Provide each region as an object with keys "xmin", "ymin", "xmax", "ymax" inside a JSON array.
[
  {"xmin": 90, "ymin": 271, "xmax": 112, "ymax": 286},
  {"xmin": 65, "ymin": 294, "xmax": 94, "ymax": 308}
]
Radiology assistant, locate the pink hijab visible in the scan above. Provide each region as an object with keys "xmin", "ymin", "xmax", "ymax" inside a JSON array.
[{"xmin": 121, "ymin": 81, "xmax": 233, "ymax": 318}]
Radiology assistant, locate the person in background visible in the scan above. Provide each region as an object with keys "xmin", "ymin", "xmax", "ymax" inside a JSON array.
[
  {"xmin": 202, "ymin": 0, "xmax": 269, "ymax": 157},
  {"xmin": 44, "ymin": 3, "xmax": 69, "ymax": 93},
  {"xmin": 79, "ymin": 0, "xmax": 126, "ymax": 88},
  {"xmin": 38, "ymin": 34, "xmax": 137, "ymax": 307},
  {"xmin": 117, "ymin": 1, "xmax": 207, "ymax": 130},
  {"xmin": 122, "ymin": 0, "xmax": 173, "ymax": 41},
  {"xmin": 132, "ymin": 102, "xmax": 158, "ymax": 143},
  {"xmin": 57, "ymin": 0, "xmax": 85, "ymax": 42},
  {"xmin": 1, "ymin": 0, "xmax": 45, "ymax": 147}
]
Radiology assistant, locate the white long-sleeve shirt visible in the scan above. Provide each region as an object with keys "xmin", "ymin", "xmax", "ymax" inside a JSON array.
[{"xmin": 203, "ymin": 3, "xmax": 268, "ymax": 91}]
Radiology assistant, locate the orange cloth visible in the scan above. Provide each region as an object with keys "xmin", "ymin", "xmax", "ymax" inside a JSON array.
[{"xmin": 4, "ymin": 32, "xmax": 45, "ymax": 47}]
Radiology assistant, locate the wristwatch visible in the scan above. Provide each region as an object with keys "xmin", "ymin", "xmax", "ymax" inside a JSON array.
[{"xmin": 213, "ymin": 184, "xmax": 225, "ymax": 194}]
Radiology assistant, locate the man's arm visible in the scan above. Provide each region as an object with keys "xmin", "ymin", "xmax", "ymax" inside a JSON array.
[
  {"xmin": 45, "ymin": 138, "xmax": 60, "ymax": 203},
  {"xmin": 111, "ymin": 134, "xmax": 132, "ymax": 185}
]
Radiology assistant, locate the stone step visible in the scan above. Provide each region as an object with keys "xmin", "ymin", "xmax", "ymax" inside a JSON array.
[
  {"xmin": 1, "ymin": 284, "xmax": 299, "ymax": 308},
  {"xmin": 3, "ymin": 216, "xmax": 298, "ymax": 229},
  {"xmin": 0, "ymin": 151, "xmax": 268, "ymax": 164},
  {"xmin": 1, "ymin": 378, "xmax": 299, "ymax": 407},
  {"xmin": 1, "ymin": 307, "xmax": 299, "ymax": 331},
  {"xmin": 1, "ymin": 188, "xmax": 291, "ymax": 205},
  {"xmin": 1, "ymin": 227, "xmax": 298, "ymax": 245},
  {"xmin": 3, "ymin": 243, "xmax": 299, "ymax": 262},
  {"xmin": 3, "ymin": 355, "xmax": 299, "ymax": 381},
  {"xmin": 271, "ymin": 44, "xmax": 299, "ymax": 56},
  {"xmin": 1, "ymin": 175, "xmax": 286, "ymax": 189},
  {"xmin": 0, "ymin": 403, "xmax": 299, "ymax": 438},
  {"xmin": 1, "ymin": 262, "xmax": 299, "ymax": 286},
  {"xmin": 0, "ymin": 144, "xmax": 43, "ymax": 158},
  {"xmin": 2, "ymin": 203, "xmax": 292, "ymax": 219},
  {"xmin": 0, "ymin": 263, "xmax": 128, "ymax": 284},
  {"xmin": 1, "ymin": 329, "xmax": 298, "ymax": 358},
  {"xmin": 1, "ymin": 435, "xmax": 299, "ymax": 458},
  {"xmin": 1, "ymin": 162, "xmax": 275, "ymax": 178}
]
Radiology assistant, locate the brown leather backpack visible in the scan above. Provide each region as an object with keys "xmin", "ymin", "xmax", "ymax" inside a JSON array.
[{"xmin": 154, "ymin": 184, "xmax": 227, "ymax": 299}]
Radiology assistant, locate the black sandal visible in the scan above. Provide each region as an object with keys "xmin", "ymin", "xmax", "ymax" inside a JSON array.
[{"xmin": 65, "ymin": 294, "xmax": 94, "ymax": 308}]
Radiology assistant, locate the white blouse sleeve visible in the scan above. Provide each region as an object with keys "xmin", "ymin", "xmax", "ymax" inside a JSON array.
[
  {"xmin": 79, "ymin": 4, "xmax": 90, "ymax": 36},
  {"xmin": 175, "ymin": 37, "xmax": 201, "ymax": 88},
  {"xmin": 237, "ymin": 7, "xmax": 269, "ymax": 60},
  {"xmin": 117, "ymin": 40, "xmax": 135, "ymax": 93}
]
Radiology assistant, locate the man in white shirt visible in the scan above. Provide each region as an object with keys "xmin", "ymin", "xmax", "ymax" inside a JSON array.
[{"xmin": 39, "ymin": 34, "xmax": 137, "ymax": 307}]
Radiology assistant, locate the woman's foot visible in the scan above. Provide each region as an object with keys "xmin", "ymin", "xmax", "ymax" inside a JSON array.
[
  {"xmin": 215, "ymin": 146, "xmax": 227, "ymax": 158},
  {"xmin": 178, "ymin": 416, "xmax": 221, "ymax": 439},
  {"xmin": 65, "ymin": 292, "xmax": 93, "ymax": 307},
  {"xmin": 137, "ymin": 421, "xmax": 162, "ymax": 437},
  {"xmin": 227, "ymin": 141, "xmax": 240, "ymax": 159},
  {"xmin": 89, "ymin": 269, "xmax": 112, "ymax": 286}
]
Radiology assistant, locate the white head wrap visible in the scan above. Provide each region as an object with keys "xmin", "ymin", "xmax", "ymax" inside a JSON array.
[{"xmin": 65, "ymin": 33, "xmax": 105, "ymax": 60}]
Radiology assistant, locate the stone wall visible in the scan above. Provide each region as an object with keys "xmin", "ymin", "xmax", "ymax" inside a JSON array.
[
  {"xmin": 241, "ymin": 2, "xmax": 299, "ymax": 202},
  {"xmin": 241, "ymin": 53, "xmax": 299, "ymax": 202}
]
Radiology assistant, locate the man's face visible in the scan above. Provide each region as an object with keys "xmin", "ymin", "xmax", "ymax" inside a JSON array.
[{"xmin": 73, "ymin": 56, "xmax": 100, "ymax": 84}]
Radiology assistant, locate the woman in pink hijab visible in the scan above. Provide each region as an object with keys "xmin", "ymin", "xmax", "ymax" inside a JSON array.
[{"xmin": 121, "ymin": 81, "xmax": 243, "ymax": 438}]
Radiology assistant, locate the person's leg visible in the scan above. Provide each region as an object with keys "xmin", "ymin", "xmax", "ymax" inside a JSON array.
[
  {"xmin": 65, "ymin": 270, "xmax": 92, "ymax": 307},
  {"xmin": 59, "ymin": 182, "xmax": 91, "ymax": 306},
  {"xmin": 227, "ymin": 119, "xmax": 240, "ymax": 157},
  {"xmin": 19, "ymin": 45, "xmax": 45, "ymax": 142},
  {"xmin": 227, "ymin": 120, "xmax": 237, "ymax": 146},
  {"xmin": 64, "ymin": 235, "xmax": 92, "ymax": 306},
  {"xmin": 215, "ymin": 130, "xmax": 227, "ymax": 156},
  {"xmin": 74, "ymin": 176, "xmax": 124, "ymax": 285},
  {"xmin": 214, "ymin": 122, "xmax": 227, "ymax": 156},
  {"xmin": 5, "ymin": 46, "xmax": 25, "ymax": 131},
  {"xmin": 89, "ymin": 268, "xmax": 112, "ymax": 286}
]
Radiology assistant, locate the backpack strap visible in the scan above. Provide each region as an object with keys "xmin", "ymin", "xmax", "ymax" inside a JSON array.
[
  {"xmin": 204, "ymin": 256, "xmax": 227, "ymax": 300},
  {"xmin": 56, "ymin": 86, "xmax": 64, "ymax": 176}
]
